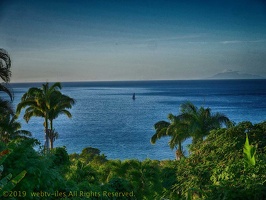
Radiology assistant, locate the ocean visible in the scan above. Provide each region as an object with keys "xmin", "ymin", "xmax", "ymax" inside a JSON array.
[{"xmin": 10, "ymin": 79, "xmax": 266, "ymax": 160}]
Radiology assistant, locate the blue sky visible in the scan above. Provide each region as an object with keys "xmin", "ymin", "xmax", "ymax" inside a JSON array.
[{"xmin": 0, "ymin": 0, "xmax": 266, "ymax": 82}]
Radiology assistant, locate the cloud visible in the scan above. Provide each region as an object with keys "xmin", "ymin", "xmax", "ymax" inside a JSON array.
[
  {"xmin": 220, "ymin": 40, "xmax": 266, "ymax": 44},
  {"xmin": 220, "ymin": 40, "xmax": 242, "ymax": 44}
]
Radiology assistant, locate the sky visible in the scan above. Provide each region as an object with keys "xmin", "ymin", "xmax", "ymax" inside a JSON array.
[{"xmin": 0, "ymin": 0, "xmax": 266, "ymax": 82}]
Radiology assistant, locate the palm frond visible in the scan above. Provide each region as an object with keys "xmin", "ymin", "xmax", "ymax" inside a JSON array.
[
  {"xmin": 180, "ymin": 101, "xmax": 198, "ymax": 115},
  {"xmin": 0, "ymin": 48, "xmax": 11, "ymax": 83},
  {"xmin": 0, "ymin": 84, "xmax": 13, "ymax": 101},
  {"xmin": 0, "ymin": 98, "xmax": 13, "ymax": 115},
  {"xmin": 151, "ymin": 127, "xmax": 168, "ymax": 144},
  {"xmin": 154, "ymin": 120, "xmax": 170, "ymax": 130}
]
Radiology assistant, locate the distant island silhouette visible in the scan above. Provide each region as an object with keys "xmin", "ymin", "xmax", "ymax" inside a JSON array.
[{"xmin": 208, "ymin": 70, "xmax": 265, "ymax": 79}]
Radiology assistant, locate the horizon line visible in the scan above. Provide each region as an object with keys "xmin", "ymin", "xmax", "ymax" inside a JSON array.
[{"xmin": 9, "ymin": 78, "xmax": 266, "ymax": 84}]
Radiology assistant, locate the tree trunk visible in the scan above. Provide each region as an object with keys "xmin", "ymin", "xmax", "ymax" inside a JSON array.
[
  {"xmin": 175, "ymin": 150, "xmax": 183, "ymax": 160},
  {"xmin": 49, "ymin": 120, "xmax": 53, "ymax": 149},
  {"xmin": 44, "ymin": 130, "xmax": 49, "ymax": 150},
  {"xmin": 175, "ymin": 141, "xmax": 184, "ymax": 160},
  {"xmin": 50, "ymin": 138, "xmax": 54, "ymax": 150},
  {"xmin": 44, "ymin": 117, "xmax": 49, "ymax": 150}
]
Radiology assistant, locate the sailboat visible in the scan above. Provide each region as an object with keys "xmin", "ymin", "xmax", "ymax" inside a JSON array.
[{"xmin": 132, "ymin": 93, "xmax": 136, "ymax": 100}]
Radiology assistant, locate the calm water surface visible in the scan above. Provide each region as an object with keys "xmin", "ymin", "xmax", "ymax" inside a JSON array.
[{"xmin": 11, "ymin": 80, "xmax": 266, "ymax": 160}]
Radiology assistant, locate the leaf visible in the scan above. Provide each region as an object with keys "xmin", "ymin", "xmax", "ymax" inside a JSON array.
[
  {"xmin": 0, "ymin": 173, "xmax": 12, "ymax": 188},
  {"xmin": 243, "ymin": 134, "xmax": 256, "ymax": 166},
  {"xmin": 0, "ymin": 170, "xmax": 27, "ymax": 197},
  {"xmin": 0, "ymin": 149, "xmax": 12, "ymax": 165}
]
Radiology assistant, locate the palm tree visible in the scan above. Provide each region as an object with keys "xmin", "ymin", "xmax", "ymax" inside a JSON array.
[
  {"xmin": 151, "ymin": 114, "xmax": 189, "ymax": 160},
  {"xmin": 180, "ymin": 101, "xmax": 231, "ymax": 145},
  {"xmin": 0, "ymin": 114, "xmax": 31, "ymax": 143},
  {"xmin": 16, "ymin": 82, "xmax": 75, "ymax": 149},
  {"xmin": 0, "ymin": 48, "xmax": 13, "ymax": 100},
  {"xmin": 47, "ymin": 91, "xmax": 75, "ymax": 149},
  {"xmin": 48, "ymin": 91, "xmax": 75, "ymax": 129},
  {"xmin": 16, "ymin": 82, "xmax": 59, "ymax": 149},
  {"xmin": 151, "ymin": 102, "xmax": 231, "ymax": 159}
]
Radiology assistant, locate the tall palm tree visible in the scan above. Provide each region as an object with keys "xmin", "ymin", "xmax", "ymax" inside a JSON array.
[
  {"xmin": 16, "ymin": 82, "xmax": 60, "ymax": 149},
  {"xmin": 151, "ymin": 102, "xmax": 231, "ymax": 159},
  {"xmin": 16, "ymin": 82, "xmax": 75, "ymax": 149},
  {"xmin": 48, "ymin": 91, "xmax": 75, "ymax": 132},
  {"xmin": 0, "ymin": 48, "xmax": 13, "ymax": 100},
  {"xmin": 47, "ymin": 91, "xmax": 75, "ymax": 149},
  {"xmin": 151, "ymin": 114, "xmax": 189, "ymax": 160},
  {"xmin": 0, "ymin": 114, "xmax": 31, "ymax": 143},
  {"xmin": 180, "ymin": 101, "xmax": 231, "ymax": 145}
]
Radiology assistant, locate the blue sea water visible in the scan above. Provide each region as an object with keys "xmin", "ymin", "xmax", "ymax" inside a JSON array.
[{"xmin": 10, "ymin": 79, "xmax": 266, "ymax": 160}]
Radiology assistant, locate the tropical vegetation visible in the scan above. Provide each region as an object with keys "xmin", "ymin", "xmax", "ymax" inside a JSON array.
[
  {"xmin": 0, "ymin": 114, "xmax": 31, "ymax": 143},
  {"xmin": 16, "ymin": 82, "xmax": 75, "ymax": 150},
  {"xmin": 0, "ymin": 49, "xmax": 26, "ymax": 195},
  {"xmin": 0, "ymin": 49, "xmax": 265, "ymax": 199},
  {"xmin": 151, "ymin": 101, "xmax": 231, "ymax": 160},
  {"xmin": 0, "ymin": 48, "xmax": 13, "ymax": 101},
  {"xmin": 0, "ymin": 48, "xmax": 13, "ymax": 120},
  {"xmin": 151, "ymin": 114, "xmax": 189, "ymax": 160},
  {"xmin": 0, "ymin": 120, "xmax": 265, "ymax": 199}
]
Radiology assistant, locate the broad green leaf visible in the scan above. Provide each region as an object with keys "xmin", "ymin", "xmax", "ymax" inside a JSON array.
[{"xmin": 243, "ymin": 134, "xmax": 256, "ymax": 166}]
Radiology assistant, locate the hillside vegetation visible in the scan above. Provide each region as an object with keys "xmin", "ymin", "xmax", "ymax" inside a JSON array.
[{"xmin": 0, "ymin": 121, "xmax": 265, "ymax": 199}]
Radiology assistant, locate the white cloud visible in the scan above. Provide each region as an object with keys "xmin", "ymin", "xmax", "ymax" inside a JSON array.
[
  {"xmin": 220, "ymin": 40, "xmax": 242, "ymax": 44},
  {"xmin": 220, "ymin": 39, "xmax": 266, "ymax": 44}
]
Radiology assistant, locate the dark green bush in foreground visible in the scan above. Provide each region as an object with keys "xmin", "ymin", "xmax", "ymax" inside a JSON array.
[
  {"xmin": 172, "ymin": 121, "xmax": 266, "ymax": 200},
  {"xmin": 0, "ymin": 121, "xmax": 265, "ymax": 199}
]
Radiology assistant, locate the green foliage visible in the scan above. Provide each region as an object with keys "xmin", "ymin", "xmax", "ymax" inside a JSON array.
[
  {"xmin": 171, "ymin": 121, "xmax": 266, "ymax": 199},
  {"xmin": 0, "ymin": 114, "xmax": 32, "ymax": 143},
  {"xmin": 2, "ymin": 95, "xmax": 266, "ymax": 200},
  {"xmin": 66, "ymin": 160, "xmax": 98, "ymax": 184},
  {"xmin": 0, "ymin": 48, "xmax": 13, "ymax": 100},
  {"xmin": 0, "ymin": 170, "xmax": 27, "ymax": 197},
  {"xmin": 62, "ymin": 120, "xmax": 266, "ymax": 199},
  {"xmin": 1, "ymin": 119, "xmax": 263, "ymax": 200},
  {"xmin": 67, "ymin": 150, "xmax": 167, "ymax": 200},
  {"xmin": 52, "ymin": 146, "xmax": 70, "ymax": 166},
  {"xmin": 108, "ymin": 177, "xmax": 131, "ymax": 191},
  {"xmin": 179, "ymin": 101, "xmax": 230, "ymax": 145},
  {"xmin": 72, "ymin": 147, "xmax": 108, "ymax": 165},
  {"xmin": 0, "ymin": 139, "xmax": 66, "ymax": 199},
  {"xmin": 151, "ymin": 102, "xmax": 231, "ymax": 160},
  {"xmin": 0, "ymin": 149, "xmax": 27, "ymax": 197},
  {"xmin": 243, "ymin": 133, "xmax": 256, "ymax": 166},
  {"xmin": 16, "ymin": 82, "xmax": 75, "ymax": 149},
  {"xmin": 151, "ymin": 116, "xmax": 188, "ymax": 160},
  {"xmin": 81, "ymin": 146, "xmax": 101, "ymax": 156},
  {"xmin": 0, "ymin": 149, "xmax": 10, "ymax": 165}
]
